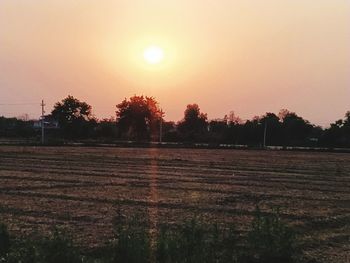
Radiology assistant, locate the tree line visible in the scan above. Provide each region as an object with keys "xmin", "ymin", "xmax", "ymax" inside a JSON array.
[{"xmin": 0, "ymin": 95, "xmax": 349, "ymax": 148}]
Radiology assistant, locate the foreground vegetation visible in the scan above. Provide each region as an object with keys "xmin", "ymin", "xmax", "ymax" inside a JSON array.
[{"xmin": 0, "ymin": 208, "xmax": 302, "ymax": 263}]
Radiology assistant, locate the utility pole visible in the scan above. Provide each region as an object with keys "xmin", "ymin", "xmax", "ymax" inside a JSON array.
[
  {"xmin": 263, "ymin": 120, "xmax": 267, "ymax": 148},
  {"xmin": 41, "ymin": 99, "xmax": 45, "ymax": 144},
  {"xmin": 159, "ymin": 108, "xmax": 164, "ymax": 143}
]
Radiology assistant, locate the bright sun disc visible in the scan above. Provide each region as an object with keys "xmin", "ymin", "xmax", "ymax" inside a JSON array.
[{"xmin": 143, "ymin": 46, "xmax": 164, "ymax": 64}]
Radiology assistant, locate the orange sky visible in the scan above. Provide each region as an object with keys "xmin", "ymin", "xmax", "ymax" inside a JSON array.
[{"xmin": 0, "ymin": 0, "xmax": 349, "ymax": 126}]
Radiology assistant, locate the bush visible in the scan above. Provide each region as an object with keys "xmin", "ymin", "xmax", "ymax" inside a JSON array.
[
  {"xmin": 157, "ymin": 219, "xmax": 207, "ymax": 263},
  {"xmin": 157, "ymin": 219, "xmax": 239, "ymax": 263},
  {"xmin": 0, "ymin": 208, "xmax": 300, "ymax": 263},
  {"xmin": 110, "ymin": 212, "xmax": 151, "ymax": 263},
  {"xmin": 241, "ymin": 207, "xmax": 298, "ymax": 263},
  {"xmin": 6, "ymin": 240, "xmax": 39, "ymax": 263},
  {"xmin": 37, "ymin": 229, "xmax": 82, "ymax": 263},
  {"xmin": 0, "ymin": 223, "xmax": 10, "ymax": 259}
]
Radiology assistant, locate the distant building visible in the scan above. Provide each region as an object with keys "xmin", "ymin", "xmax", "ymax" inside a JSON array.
[{"xmin": 33, "ymin": 115, "xmax": 59, "ymax": 129}]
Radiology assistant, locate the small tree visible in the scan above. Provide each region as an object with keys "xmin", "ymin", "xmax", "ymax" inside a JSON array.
[
  {"xmin": 322, "ymin": 111, "xmax": 350, "ymax": 147},
  {"xmin": 116, "ymin": 95, "xmax": 163, "ymax": 141},
  {"xmin": 280, "ymin": 111, "xmax": 313, "ymax": 146},
  {"xmin": 51, "ymin": 95, "xmax": 95, "ymax": 138},
  {"xmin": 177, "ymin": 104, "xmax": 208, "ymax": 142},
  {"xmin": 259, "ymin": 113, "xmax": 282, "ymax": 146}
]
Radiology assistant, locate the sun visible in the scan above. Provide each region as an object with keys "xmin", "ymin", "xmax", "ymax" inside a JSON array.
[{"xmin": 143, "ymin": 45, "xmax": 164, "ymax": 64}]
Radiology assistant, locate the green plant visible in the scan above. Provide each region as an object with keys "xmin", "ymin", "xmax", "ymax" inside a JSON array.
[
  {"xmin": 38, "ymin": 228, "xmax": 82, "ymax": 263},
  {"xmin": 157, "ymin": 219, "xmax": 207, "ymax": 263},
  {"xmin": 6, "ymin": 240, "xmax": 39, "ymax": 263},
  {"xmin": 156, "ymin": 219, "xmax": 239, "ymax": 263},
  {"xmin": 110, "ymin": 212, "xmax": 151, "ymax": 263},
  {"xmin": 0, "ymin": 209, "xmax": 302, "ymax": 263},
  {"xmin": 241, "ymin": 206, "xmax": 298, "ymax": 263},
  {"xmin": 220, "ymin": 224, "xmax": 239, "ymax": 263},
  {"xmin": 0, "ymin": 223, "xmax": 10, "ymax": 259}
]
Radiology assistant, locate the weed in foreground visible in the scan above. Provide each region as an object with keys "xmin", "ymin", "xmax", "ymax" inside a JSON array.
[
  {"xmin": 2, "ymin": 227, "xmax": 82, "ymax": 263},
  {"xmin": 110, "ymin": 211, "xmax": 151, "ymax": 263},
  {"xmin": 157, "ymin": 218, "xmax": 239, "ymax": 263},
  {"xmin": 0, "ymin": 207, "xmax": 300, "ymax": 263},
  {"xmin": 37, "ymin": 228, "xmax": 82, "ymax": 263},
  {"xmin": 240, "ymin": 207, "xmax": 299, "ymax": 263},
  {"xmin": 0, "ymin": 223, "xmax": 10, "ymax": 260}
]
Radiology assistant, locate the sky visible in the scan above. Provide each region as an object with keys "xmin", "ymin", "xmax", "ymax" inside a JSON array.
[{"xmin": 0, "ymin": 0, "xmax": 349, "ymax": 127}]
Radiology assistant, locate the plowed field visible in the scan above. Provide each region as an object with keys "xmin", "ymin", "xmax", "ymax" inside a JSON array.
[{"xmin": 0, "ymin": 146, "xmax": 349, "ymax": 262}]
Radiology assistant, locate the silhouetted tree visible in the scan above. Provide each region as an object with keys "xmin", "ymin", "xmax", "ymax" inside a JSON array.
[
  {"xmin": 0, "ymin": 117, "xmax": 35, "ymax": 138},
  {"xmin": 321, "ymin": 111, "xmax": 350, "ymax": 147},
  {"xmin": 177, "ymin": 104, "xmax": 208, "ymax": 142},
  {"xmin": 226, "ymin": 111, "xmax": 242, "ymax": 125},
  {"xmin": 51, "ymin": 95, "xmax": 96, "ymax": 138},
  {"xmin": 260, "ymin": 113, "xmax": 282, "ymax": 145},
  {"xmin": 162, "ymin": 121, "xmax": 179, "ymax": 142},
  {"xmin": 221, "ymin": 111, "xmax": 243, "ymax": 144},
  {"xmin": 2, "ymin": 96, "xmax": 349, "ymax": 148},
  {"xmin": 116, "ymin": 95, "xmax": 162, "ymax": 140},
  {"xmin": 241, "ymin": 117, "xmax": 261, "ymax": 146},
  {"xmin": 94, "ymin": 117, "xmax": 118, "ymax": 139},
  {"xmin": 280, "ymin": 111, "xmax": 313, "ymax": 146},
  {"xmin": 208, "ymin": 119, "xmax": 228, "ymax": 143}
]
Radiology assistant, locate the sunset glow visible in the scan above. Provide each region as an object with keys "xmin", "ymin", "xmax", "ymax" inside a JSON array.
[
  {"xmin": 143, "ymin": 46, "xmax": 164, "ymax": 64},
  {"xmin": 0, "ymin": 1, "xmax": 349, "ymax": 126}
]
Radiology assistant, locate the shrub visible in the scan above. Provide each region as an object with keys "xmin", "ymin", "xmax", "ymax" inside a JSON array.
[
  {"xmin": 37, "ymin": 228, "xmax": 82, "ymax": 263},
  {"xmin": 219, "ymin": 224, "xmax": 240, "ymax": 263},
  {"xmin": 156, "ymin": 218, "xmax": 239, "ymax": 263},
  {"xmin": 0, "ymin": 223, "xmax": 10, "ymax": 259},
  {"xmin": 6, "ymin": 240, "xmax": 39, "ymax": 263},
  {"xmin": 0, "ymin": 209, "xmax": 301, "ymax": 263},
  {"xmin": 110, "ymin": 212, "xmax": 151, "ymax": 263},
  {"xmin": 241, "ymin": 207, "xmax": 298, "ymax": 263},
  {"xmin": 157, "ymin": 219, "xmax": 207, "ymax": 263}
]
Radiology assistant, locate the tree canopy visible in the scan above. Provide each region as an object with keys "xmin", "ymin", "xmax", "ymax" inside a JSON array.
[
  {"xmin": 1, "ymin": 94, "xmax": 349, "ymax": 148},
  {"xmin": 116, "ymin": 95, "xmax": 163, "ymax": 140},
  {"xmin": 177, "ymin": 104, "xmax": 208, "ymax": 141},
  {"xmin": 51, "ymin": 95, "xmax": 95, "ymax": 138},
  {"xmin": 322, "ymin": 111, "xmax": 350, "ymax": 147}
]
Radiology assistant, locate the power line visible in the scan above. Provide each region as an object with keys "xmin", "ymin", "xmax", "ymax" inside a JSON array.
[{"xmin": 0, "ymin": 103, "xmax": 39, "ymax": 106}]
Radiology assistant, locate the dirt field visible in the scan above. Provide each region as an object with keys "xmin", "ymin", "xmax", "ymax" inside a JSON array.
[{"xmin": 0, "ymin": 146, "xmax": 349, "ymax": 262}]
